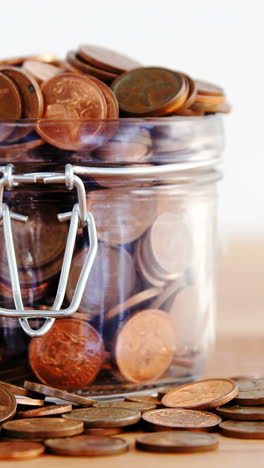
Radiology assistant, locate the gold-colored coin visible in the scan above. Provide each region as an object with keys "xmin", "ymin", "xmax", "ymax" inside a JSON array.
[{"xmin": 63, "ymin": 407, "xmax": 141, "ymax": 428}]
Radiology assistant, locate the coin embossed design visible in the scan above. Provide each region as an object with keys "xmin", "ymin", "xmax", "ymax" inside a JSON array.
[
  {"xmin": 111, "ymin": 67, "xmax": 188, "ymax": 117},
  {"xmin": 63, "ymin": 407, "xmax": 141, "ymax": 428},
  {"xmin": 45, "ymin": 434, "xmax": 129, "ymax": 456},
  {"xmin": 162, "ymin": 379, "xmax": 238, "ymax": 409},
  {"xmin": 28, "ymin": 319, "xmax": 105, "ymax": 390},
  {"xmin": 234, "ymin": 379, "xmax": 264, "ymax": 405},
  {"xmin": 142, "ymin": 408, "xmax": 222, "ymax": 431},
  {"xmin": 24, "ymin": 381, "xmax": 96, "ymax": 406},
  {"xmin": 0, "ymin": 441, "xmax": 45, "ymax": 460},
  {"xmin": 2, "ymin": 417, "xmax": 84, "ymax": 439},
  {"xmin": 78, "ymin": 44, "xmax": 141, "ymax": 74},
  {"xmin": 219, "ymin": 420, "xmax": 264, "ymax": 439},
  {"xmin": 17, "ymin": 404, "xmax": 72, "ymax": 419},
  {"xmin": 216, "ymin": 404, "xmax": 264, "ymax": 421},
  {"xmin": 36, "ymin": 73, "xmax": 107, "ymax": 150},
  {"xmin": 115, "ymin": 309, "xmax": 176, "ymax": 383},
  {"xmin": 93, "ymin": 401, "xmax": 156, "ymax": 413},
  {"xmin": 0, "ymin": 385, "xmax": 17, "ymax": 423},
  {"xmin": 136, "ymin": 431, "xmax": 219, "ymax": 453}
]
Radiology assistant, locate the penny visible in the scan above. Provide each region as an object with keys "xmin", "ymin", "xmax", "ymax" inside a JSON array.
[
  {"xmin": 87, "ymin": 188, "xmax": 157, "ymax": 245},
  {"xmin": 0, "ymin": 381, "xmax": 38, "ymax": 398},
  {"xmin": 28, "ymin": 319, "xmax": 105, "ymax": 390},
  {"xmin": 219, "ymin": 420, "xmax": 264, "ymax": 439},
  {"xmin": 66, "ymin": 244, "xmax": 136, "ymax": 318},
  {"xmin": 0, "ymin": 53, "xmax": 58, "ymax": 66},
  {"xmin": 87, "ymin": 76, "xmax": 119, "ymax": 119},
  {"xmin": 2, "ymin": 417, "xmax": 84, "ymax": 439},
  {"xmin": 67, "ymin": 51, "xmax": 118, "ymax": 83},
  {"xmin": 173, "ymin": 74, "xmax": 197, "ymax": 113},
  {"xmin": 63, "ymin": 407, "xmax": 141, "ymax": 428},
  {"xmin": 0, "ymin": 385, "xmax": 17, "ymax": 423},
  {"xmin": 45, "ymin": 434, "xmax": 129, "ymax": 456},
  {"xmin": 195, "ymin": 93, "xmax": 226, "ymax": 105},
  {"xmin": 0, "ymin": 441, "xmax": 45, "ymax": 460},
  {"xmin": 93, "ymin": 401, "xmax": 156, "ymax": 413},
  {"xmin": 136, "ymin": 431, "xmax": 219, "ymax": 453},
  {"xmin": 142, "ymin": 408, "xmax": 222, "ymax": 431},
  {"xmin": 195, "ymin": 79, "xmax": 224, "ymax": 96},
  {"xmin": 17, "ymin": 404, "xmax": 72, "ymax": 418},
  {"xmin": 78, "ymin": 44, "xmax": 141, "ymax": 74},
  {"xmin": 24, "ymin": 381, "xmax": 96, "ymax": 406},
  {"xmin": 94, "ymin": 141, "xmax": 151, "ymax": 163},
  {"xmin": 191, "ymin": 102, "xmax": 231, "ymax": 114},
  {"xmin": 105, "ymin": 288, "xmax": 161, "ymax": 321},
  {"xmin": 111, "ymin": 68, "xmax": 188, "ymax": 117},
  {"xmin": 158, "ymin": 386, "xmax": 177, "ymax": 399},
  {"xmin": 216, "ymin": 404, "xmax": 264, "ymax": 421},
  {"xmin": 234, "ymin": 379, "xmax": 264, "ymax": 405},
  {"xmin": 84, "ymin": 427, "xmax": 124, "ymax": 436},
  {"xmin": 16, "ymin": 397, "xmax": 45, "ymax": 406},
  {"xmin": 162, "ymin": 379, "xmax": 238, "ymax": 409},
  {"xmin": 22, "ymin": 60, "xmax": 63, "ymax": 83},
  {"xmin": 115, "ymin": 309, "xmax": 176, "ymax": 383},
  {"xmin": 0, "ymin": 72, "xmax": 22, "ymax": 120},
  {"xmin": 135, "ymin": 238, "xmax": 166, "ymax": 288},
  {"xmin": 125, "ymin": 395, "xmax": 161, "ymax": 405},
  {"xmin": 36, "ymin": 73, "xmax": 107, "ymax": 150}
]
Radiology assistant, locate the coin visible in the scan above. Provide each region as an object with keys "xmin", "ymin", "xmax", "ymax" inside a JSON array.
[
  {"xmin": 216, "ymin": 404, "xmax": 264, "ymax": 421},
  {"xmin": 0, "ymin": 441, "xmax": 45, "ymax": 460},
  {"xmin": 45, "ymin": 434, "xmax": 129, "ymax": 456},
  {"xmin": 0, "ymin": 381, "xmax": 38, "ymax": 398},
  {"xmin": 142, "ymin": 408, "xmax": 222, "ymax": 431},
  {"xmin": 105, "ymin": 288, "xmax": 161, "ymax": 321},
  {"xmin": 93, "ymin": 401, "xmax": 156, "ymax": 413},
  {"xmin": 16, "ymin": 397, "xmax": 44, "ymax": 406},
  {"xmin": 66, "ymin": 244, "xmax": 136, "ymax": 318},
  {"xmin": 219, "ymin": 420, "xmax": 264, "ymax": 439},
  {"xmin": 94, "ymin": 141, "xmax": 151, "ymax": 163},
  {"xmin": 0, "ymin": 385, "xmax": 17, "ymax": 423},
  {"xmin": 22, "ymin": 60, "xmax": 63, "ymax": 83},
  {"xmin": 136, "ymin": 431, "xmax": 219, "ymax": 453},
  {"xmin": 0, "ymin": 53, "xmax": 58, "ymax": 66},
  {"xmin": 87, "ymin": 76, "xmax": 119, "ymax": 119},
  {"xmin": 162, "ymin": 379, "xmax": 238, "ymax": 409},
  {"xmin": 66, "ymin": 51, "xmax": 118, "ymax": 83},
  {"xmin": 87, "ymin": 188, "xmax": 157, "ymax": 245},
  {"xmin": 24, "ymin": 381, "xmax": 96, "ymax": 406},
  {"xmin": 0, "ymin": 72, "xmax": 22, "ymax": 120},
  {"xmin": 2, "ymin": 417, "xmax": 84, "ymax": 439},
  {"xmin": 195, "ymin": 93, "xmax": 226, "ymax": 105},
  {"xmin": 135, "ymin": 238, "xmax": 166, "ymax": 288},
  {"xmin": 36, "ymin": 73, "xmax": 107, "ymax": 150},
  {"xmin": 115, "ymin": 309, "xmax": 176, "ymax": 383},
  {"xmin": 191, "ymin": 102, "xmax": 231, "ymax": 114},
  {"xmin": 173, "ymin": 74, "xmax": 197, "ymax": 113},
  {"xmin": 78, "ymin": 44, "xmax": 141, "ymax": 74},
  {"xmin": 17, "ymin": 404, "xmax": 72, "ymax": 418},
  {"xmin": 111, "ymin": 68, "xmax": 188, "ymax": 117},
  {"xmin": 234, "ymin": 379, "xmax": 264, "ymax": 405},
  {"xmin": 63, "ymin": 407, "xmax": 141, "ymax": 427},
  {"xmin": 28, "ymin": 319, "xmax": 105, "ymax": 390},
  {"xmin": 195, "ymin": 79, "xmax": 224, "ymax": 96},
  {"xmin": 150, "ymin": 280, "xmax": 183, "ymax": 310},
  {"xmin": 125, "ymin": 395, "xmax": 161, "ymax": 405}
]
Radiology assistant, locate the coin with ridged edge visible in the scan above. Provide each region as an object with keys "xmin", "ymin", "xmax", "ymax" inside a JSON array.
[
  {"xmin": 136, "ymin": 431, "xmax": 219, "ymax": 453},
  {"xmin": 45, "ymin": 434, "xmax": 129, "ymax": 456}
]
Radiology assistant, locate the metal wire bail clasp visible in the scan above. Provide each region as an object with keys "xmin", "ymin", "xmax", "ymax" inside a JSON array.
[{"xmin": 0, "ymin": 164, "xmax": 98, "ymax": 338}]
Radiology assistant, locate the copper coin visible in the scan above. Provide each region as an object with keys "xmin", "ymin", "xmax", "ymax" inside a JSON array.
[
  {"xmin": 140, "ymin": 233, "xmax": 178, "ymax": 283},
  {"xmin": 195, "ymin": 93, "xmax": 226, "ymax": 105},
  {"xmin": 66, "ymin": 244, "xmax": 136, "ymax": 318},
  {"xmin": 150, "ymin": 280, "xmax": 183, "ymax": 310},
  {"xmin": 0, "ymin": 385, "xmax": 17, "ymax": 422},
  {"xmin": 135, "ymin": 238, "xmax": 166, "ymax": 288},
  {"xmin": 0, "ymin": 381, "xmax": 38, "ymax": 398},
  {"xmin": 78, "ymin": 44, "xmax": 141, "ymax": 74},
  {"xmin": 93, "ymin": 401, "xmax": 156, "ymax": 413},
  {"xmin": 94, "ymin": 141, "xmax": 151, "ymax": 163},
  {"xmin": 125, "ymin": 395, "xmax": 161, "ymax": 405},
  {"xmin": 115, "ymin": 309, "xmax": 176, "ymax": 383},
  {"xmin": 22, "ymin": 60, "xmax": 63, "ymax": 84},
  {"xmin": 234, "ymin": 379, "xmax": 264, "ymax": 405},
  {"xmin": 85, "ymin": 76, "xmax": 119, "ymax": 119},
  {"xmin": 84, "ymin": 427, "xmax": 124, "ymax": 436},
  {"xmin": 28, "ymin": 319, "xmax": 105, "ymax": 390},
  {"xmin": 216, "ymin": 404, "xmax": 264, "ymax": 421},
  {"xmin": 63, "ymin": 407, "xmax": 141, "ymax": 428},
  {"xmin": 0, "ymin": 53, "xmax": 58, "ymax": 67},
  {"xmin": 24, "ymin": 381, "xmax": 96, "ymax": 406},
  {"xmin": 105, "ymin": 288, "xmax": 161, "ymax": 321},
  {"xmin": 2, "ymin": 417, "xmax": 84, "ymax": 439},
  {"xmin": 142, "ymin": 408, "xmax": 221, "ymax": 431},
  {"xmin": 173, "ymin": 73, "xmax": 197, "ymax": 113},
  {"xmin": 111, "ymin": 68, "xmax": 188, "ymax": 117},
  {"xmin": 17, "ymin": 404, "xmax": 72, "ymax": 418},
  {"xmin": 0, "ymin": 72, "xmax": 22, "ymax": 119},
  {"xmin": 66, "ymin": 51, "xmax": 118, "ymax": 83},
  {"xmin": 219, "ymin": 420, "xmax": 264, "ymax": 439},
  {"xmin": 191, "ymin": 102, "xmax": 231, "ymax": 114},
  {"xmin": 0, "ymin": 441, "xmax": 45, "ymax": 460},
  {"xmin": 45, "ymin": 434, "xmax": 129, "ymax": 456},
  {"xmin": 87, "ymin": 188, "xmax": 157, "ymax": 245},
  {"xmin": 195, "ymin": 79, "xmax": 224, "ymax": 96},
  {"xmin": 16, "ymin": 397, "xmax": 44, "ymax": 406},
  {"xmin": 162, "ymin": 379, "xmax": 238, "ymax": 409},
  {"xmin": 36, "ymin": 73, "xmax": 107, "ymax": 150},
  {"xmin": 136, "ymin": 431, "xmax": 219, "ymax": 453}
]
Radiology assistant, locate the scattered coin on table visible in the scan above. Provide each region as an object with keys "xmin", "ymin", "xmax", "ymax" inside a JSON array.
[
  {"xmin": 93, "ymin": 400, "xmax": 156, "ymax": 413},
  {"xmin": 45, "ymin": 434, "xmax": 129, "ymax": 456},
  {"xmin": 234, "ymin": 379, "xmax": 264, "ymax": 405},
  {"xmin": 2, "ymin": 417, "xmax": 84, "ymax": 439},
  {"xmin": 0, "ymin": 440, "xmax": 45, "ymax": 460},
  {"xmin": 142, "ymin": 408, "xmax": 222, "ymax": 431},
  {"xmin": 219, "ymin": 420, "xmax": 264, "ymax": 439},
  {"xmin": 63, "ymin": 407, "xmax": 141, "ymax": 428},
  {"xmin": 136, "ymin": 431, "xmax": 219, "ymax": 453},
  {"xmin": 24, "ymin": 381, "xmax": 96, "ymax": 406},
  {"xmin": 17, "ymin": 404, "xmax": 72, "ymax": 419},
  {"xmin": 15, "ymin": 397, "xmax": 44, "ymax": 407},
  {"xmin": 216, "ymin": 404, "xmax": 264, "ymax": 421}
]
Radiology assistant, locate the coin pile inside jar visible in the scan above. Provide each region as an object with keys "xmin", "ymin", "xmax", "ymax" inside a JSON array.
[{"xmin": 0, "ymin": 377, "xmax": 263, "ymax": 459}]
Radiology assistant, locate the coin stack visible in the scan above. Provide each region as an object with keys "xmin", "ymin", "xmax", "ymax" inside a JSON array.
[{"xmin": 0, "ymin": 377, "xmax": 262, "ymax": 459}]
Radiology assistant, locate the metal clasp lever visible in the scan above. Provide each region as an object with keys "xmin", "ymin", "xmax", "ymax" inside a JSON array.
[{"xmin": 0, "ymin": 164, "xmax": 98, "ymax": 337}]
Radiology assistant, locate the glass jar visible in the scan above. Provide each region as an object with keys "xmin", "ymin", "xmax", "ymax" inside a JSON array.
[{"xmin": 0, "ymin": 115, "xmax": 224, "ymax": 396}]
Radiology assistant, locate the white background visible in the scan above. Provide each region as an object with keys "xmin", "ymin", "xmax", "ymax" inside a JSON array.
[{"xmin": 0, "ymin": 0, "xmax": 263, "ymax": 237}]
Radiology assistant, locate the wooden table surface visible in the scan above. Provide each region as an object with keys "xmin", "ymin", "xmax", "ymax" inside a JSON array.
[{"xmin": 3, "ymin": 239, "xmax": 264, "ymax": 467}]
